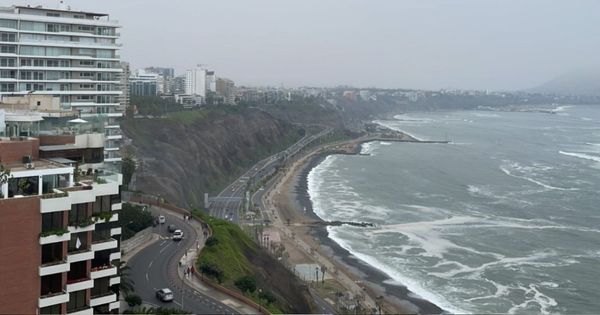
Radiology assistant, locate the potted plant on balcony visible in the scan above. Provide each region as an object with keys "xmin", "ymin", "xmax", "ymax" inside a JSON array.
[{"xmin": 0, "ymin": 163, "xmax": 9, "ymax": 198}]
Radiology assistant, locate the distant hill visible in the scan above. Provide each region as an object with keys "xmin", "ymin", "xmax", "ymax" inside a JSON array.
[{"xmin": 529, "ymin": 69, "xmax": 600, "ymax": 96}]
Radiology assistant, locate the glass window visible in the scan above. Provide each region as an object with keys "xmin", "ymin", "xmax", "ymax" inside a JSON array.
[
  {"xmin": 0, "ymin": 19, "xmax": 17, "ymax": 29},
  {"xmin": 0, "ymin": 33, "xmax": 16, "ymax": 42},
  {"xmin": 0, "ymin": 45, "xmax": 16, "ymax": 53},
  {"xmin": 20, "ymin": 21, "xmax": 45, "ymax": 32},
  {"xmin": 0, "ymin": 70, "xmax": 16, "ymax": 78},
  {"xmin": 0, "ymin": 83, "xmax": 15, "ymax": 92},
  {"xmin": 20, "ymin": 46, "xmax": 45, "ymax": 56},
  {"xmin": 0, "ymin": 58, "xmax": 16, "ymax": 67},
  {"xmin": 20, "ymin": 33, "xmax": 45, "ymax": 41},
  {"xmin": 46, "ymin": 47, "xmax": 69, "ymax": 56},
  {"xmin": 96, "ymin": 49, "xmax": 112, "ymax": 58}
]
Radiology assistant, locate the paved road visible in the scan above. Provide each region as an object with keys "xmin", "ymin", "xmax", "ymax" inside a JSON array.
[
  {"xmin": 210, "ymin": 128, "xmax": 332, "ymax": 225},
  {"xmin": 128, "ymin": 210, "xmax": 238, "ymax": 314}
]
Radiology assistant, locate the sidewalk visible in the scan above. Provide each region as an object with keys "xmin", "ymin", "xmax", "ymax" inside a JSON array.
[{"xmin": 175, "ymin": 210, "xmax": 261, "ymax": 314}]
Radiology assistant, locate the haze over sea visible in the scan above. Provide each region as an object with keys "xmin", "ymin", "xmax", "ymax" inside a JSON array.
[{"xmin": 307, "ymin": 106, "xmax": 600, "ymax": 314}]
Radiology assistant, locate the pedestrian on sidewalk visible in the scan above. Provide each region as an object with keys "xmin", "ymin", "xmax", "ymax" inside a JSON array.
[{"xmin": 187, "ymin": 266, "xmax": 191, "ymax": 278}]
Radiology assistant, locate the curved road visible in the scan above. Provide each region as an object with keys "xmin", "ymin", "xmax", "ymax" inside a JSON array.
[{"xmin": 128, "ymin": 210, "xmax": 239, "ymax": 314}]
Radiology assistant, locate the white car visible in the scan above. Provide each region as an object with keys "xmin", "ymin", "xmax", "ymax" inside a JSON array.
[
  {"xmin": 156, "ymin": 288, "xmax": 173, "ymax": 302},
  {"xmin": 158, "ymin": 215, "xmax": 166, "ymax": 224},
  {"xmin": 173, "ymin": 229, "xmax": 183, "ymax": 241}
]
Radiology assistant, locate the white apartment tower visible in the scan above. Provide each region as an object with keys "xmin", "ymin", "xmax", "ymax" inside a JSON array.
[
  {"xmin": 185, "ymin": 65, "xmax": 207, "ymax": 97},
  {"xmin": 0, "ymin": 5, "xmax": 123, "ymax": 164}
]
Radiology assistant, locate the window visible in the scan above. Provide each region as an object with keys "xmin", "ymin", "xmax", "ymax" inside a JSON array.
[
  {"xmin": 20, "ymin": 33, "xmax": 44, "ymax": 41},
  {"xmin": 20, "ymin": 71, "xmax": 32, "ymax": 80},
  {"xmin": 0, "ymin": 19, "xmax": 17, "ymax": 29},
  {"xmin": 73, "ymin": 14, "xmax": 85, "ymax": 19},
  {"xmin": 77, "ymin": 25, "xmax": 93, "ymax": 32},
  {"xmin": 0, "ymin": 83, "xmax": 15, "ymax": 92},
  {"xmin": 46, "ymin": 60, "xmax": 59, "ymax": 67},
  {"xmin": 33, "ymin": 59, "xmax": 45, "ymax": 67},
  {"xmin": 79, "ymin": 72, "xmax": 93, "ymax": 77},
  {"xmin": 46, "ymin": 13, "xmax": 60, "ymax": 17},
  {"xmin": 59, "ymin": 60, "xmax": 70, "ymax": 67},
  {"xmin": 79, "ymin": 84, "xmax": 93, "ymax": 89},
  {"xmin": 0, "ymin": 58, "xmax": 15, "ymax": 67},
  {"xmin": 0, "ymin": 70, "xmax": 16, "ymax": 78},
  {"xmin": 20, "ymin": 59, "xmax": 31, "ymax": 66},
  {"xmin": 0, "ymin": 45, "xmax": 16, "ymax": 53},
  {"xmin": 20, "ymin": 46, "xmax": 45, "ymax": 56},
  {"xmin": 79, "ymin": 60, "xmax": 94, "ymax": 66},
  {"xmin": 96, "ymin": 49, "xmax": 113, "ymax": 59},
  {"xmin": 20, "ymin": 21, "xmax": 45, "ymax": 32},
  {"xmin": 46, "ymin": 23, "xmax": 60, "ymax": 32},
  {"xmin": 46, "ymin": 47, "xmax": 69, "ymax": 56},
  {"xmin": 0, "ymin": 33, "xmax": 16, "ymax": 42}
]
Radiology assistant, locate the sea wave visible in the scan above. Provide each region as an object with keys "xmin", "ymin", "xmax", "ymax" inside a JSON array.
[
  {"xmin": 327, "ymin": 226, "xmax": 468, "ymax": 314},
  {"xmin": 499, "ymin": 162, "xmax": 578, "ymax": 191},
  {"xmin": 559, "ymin": 150, "xmax": 600, "ymax": 163}
]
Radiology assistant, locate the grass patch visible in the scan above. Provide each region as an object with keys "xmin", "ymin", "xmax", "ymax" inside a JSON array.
[
  {"xmin": 193, "ymin": 210, "xmax": 284, "ymax": 313},
  {"xmin": 166, "ymin": 109, "xmax": 210, "ymax": 124}
]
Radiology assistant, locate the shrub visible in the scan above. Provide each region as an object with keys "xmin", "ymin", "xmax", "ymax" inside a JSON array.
[
  {"xmin": 199, "ymin": 262, "xmax": 224, "ymax": 283},
  {"xmin": 234, "ymin": 275, "xmax": 256, "ymax": 293},
  {"xmin": 259, "ymin": 290, "xmax": 276, "ymax": 305},
  {"xmin": 205, "ymin": 236, "xmax": 219, "ymax": 247},
  {"xmin": 125, "ymin": 294, "xmax": 142, "ymax": 307}
]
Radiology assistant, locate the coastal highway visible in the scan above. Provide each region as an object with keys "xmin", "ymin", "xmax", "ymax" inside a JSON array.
[
  {"xmin": 128, "ymin": 209, "xmax": 238, "ymax": 314},
  {"xmin": 209, "ymin": 128, "xmax": 332, "ymax": 224}
]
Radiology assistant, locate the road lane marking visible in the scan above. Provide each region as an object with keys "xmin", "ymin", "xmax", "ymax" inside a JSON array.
[
  {"xmin": 148, "ymin": 260, "xmax": 154, "ymax": 268},
  {"xmin": 159, "ymin": 242, "xmax": 172, "ymax": 253},
  {"xmin": 145, "ymin": 273, "xmax": 149, "ymax": 282}
]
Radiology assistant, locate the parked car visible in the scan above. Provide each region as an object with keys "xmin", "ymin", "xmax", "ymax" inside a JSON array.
[
  {"xmin": 158, "ymin": 215, "xmax": 166, "ymax": 224},
  {"xmin": 168, "ymin": 224, "xmax": 177, "ymax": 233},
  {"xmin": 156, "ymin": 288, "xmax": 173, "ymax": 302},
  {"xmin": 173, "ymin": 229, "xmax": 183, "ymax": 241}
]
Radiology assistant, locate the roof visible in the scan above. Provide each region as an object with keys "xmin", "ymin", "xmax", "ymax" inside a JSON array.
[
  {"xmin": 15, "ymin": 5, "xmax": 109, "ymax": 17},
  {"xmin": 46, "ymin": 157, "xmax": 76, "ymax": 164},
  {"xmin": 161, "ymin": 288, "xmax": 173, "ymax": 294}
]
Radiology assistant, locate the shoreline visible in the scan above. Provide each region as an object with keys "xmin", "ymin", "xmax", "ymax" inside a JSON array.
[{"xmin": 294, "ymin": 145, "xmax": 444, "ymax": 314}]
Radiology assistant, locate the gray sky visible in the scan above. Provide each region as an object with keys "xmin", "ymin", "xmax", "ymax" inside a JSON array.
[{"xmin": 15, "ymin": 0, "xmax": 600, "ymax": 90}]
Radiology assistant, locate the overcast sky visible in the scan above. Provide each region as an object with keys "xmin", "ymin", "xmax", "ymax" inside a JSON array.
[{"xmin": 14, "ymin": 0, "xmax": 600, "ymax": 90}]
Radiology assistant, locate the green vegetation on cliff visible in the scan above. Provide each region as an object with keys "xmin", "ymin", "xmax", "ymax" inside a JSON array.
[{"xmin": 193, "ymin": 210, "xmax": 314, "ymax": 314}]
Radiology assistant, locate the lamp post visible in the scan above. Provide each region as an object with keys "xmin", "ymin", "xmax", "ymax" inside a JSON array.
[{"xmin": 258, "ymin": 288, "xmax": 262, "ymax": 313}]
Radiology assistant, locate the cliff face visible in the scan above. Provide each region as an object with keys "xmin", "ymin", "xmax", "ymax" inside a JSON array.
[{"xmin": 122, "ymin": 108, "xmax": 300, "ymax": 208}]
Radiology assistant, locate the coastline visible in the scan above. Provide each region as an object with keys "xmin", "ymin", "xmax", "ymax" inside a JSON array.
[{"xmin": 294, "ymin": 146, "xmax": 444, "ymax": 314}]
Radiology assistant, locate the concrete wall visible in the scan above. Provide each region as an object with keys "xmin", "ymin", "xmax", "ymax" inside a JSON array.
[{"xmin": 121, "ymin": 227, "xmax": 152, "ymax": 255}]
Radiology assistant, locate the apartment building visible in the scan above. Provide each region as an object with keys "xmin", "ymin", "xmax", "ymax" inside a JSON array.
[
  {"xmin": 0, "ymin": 5, "xmax": 123, "ymax": 163},
  {"xmin": 0, "ymin": 111, "xmax": 122, "ymax": 315}
]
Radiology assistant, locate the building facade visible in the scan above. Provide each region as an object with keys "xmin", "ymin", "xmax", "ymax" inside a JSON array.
[
  {"xmin": 0, "ymin": 113, "xmax": 122, "ymax": 315},
  {"xmin": 128, "ymin": 69, "xmax": 158, "ymax": 96},
  {"xmin": 185, "ymin": 66, "xmax": 207, "ymax": 98},
  {"xmin": 0, "ymin": 5, "xmax": 123, "ymax": 163}
]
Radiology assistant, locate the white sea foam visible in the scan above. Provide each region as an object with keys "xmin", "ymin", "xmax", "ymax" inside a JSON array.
[
  {"xmin": 327, "ymin": 226, "xmax": 469, "ymax": 314},
  {"xmin": 559, "ymin": 150, "xmax": 600, "ymax": 163},
  {"xmin": 373, "ymin": 120, "xmax": 428, "ymax": 141},
  {"xmin": 500, "ymin": 163, "xmax": 578, "ymax": 191},
  {"xmin": 507, "ymin": 284, "xmax": 558, "ymax": 315}
]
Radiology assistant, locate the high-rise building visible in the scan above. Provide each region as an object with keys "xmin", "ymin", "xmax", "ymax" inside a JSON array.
[
  {"xmin": 0, "ymin": 5, "xmax": 124, "ymax": 164},
  {"xmin": 144, "ymin": 67, "xmax": 174, "ymax": 79},
  {"xmin": 205, "ymin": 71, "xmax": 216, "ymax": 93},
  {"xmin": 118, "ymin": 62, "xmax": 130, "ymax": 111},
  {"xmin": 129, "ymin": 69, "xmax": 158, "ymax": 96},
  {"xmin": 171, "ymin": 75, "xmax": 186, "ymax": 95},
  {"xmin": 185, "ymin": 66, "xmax": 207, "ymax": 98},
  {"xmin": 0, "ymin": 98, "xmax": 122, "ymax": 315},
  {"xmin": 216, "ymin": 78, "xmax": 236, "ymax": 105}
]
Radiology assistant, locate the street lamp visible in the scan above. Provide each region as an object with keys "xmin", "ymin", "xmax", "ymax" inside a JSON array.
[{"xmin": 258, "ymin": 288, "xmax": 262, "ymax": 312}]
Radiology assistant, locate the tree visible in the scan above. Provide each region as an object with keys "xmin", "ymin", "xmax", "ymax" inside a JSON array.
[
  {"xmin": 205, "ymin": 236, "xmax": 219, "ymax": 247},
  {"xmin": 121, "ymin": 152, "xmax": 136, "ymax": 189},
  {"xmin": 258, "ymin": 290, "xmax": 276, "ymax": 305},
  {"xmin": 125, "ymin": 294, "xmax": 142, "ymax": 307},
  {"xmin": 113, "ymin": 260, "xmax": 135, "ymax": 297},
  {"xmin": 234, "ymin": 275, "xmax": 256, "ymax": 293}
]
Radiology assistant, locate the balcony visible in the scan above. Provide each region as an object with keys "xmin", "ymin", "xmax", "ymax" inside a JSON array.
[
  {"xmin": 90, "ymin": 265, "xmax": 117, "ymax": 279},
  {"xmin": 109, "ymin": 251, "xmax": 121, "ymax": 262},
  {"xmin": 109, "ymin": 276, "xmax": 120, "ymax": 286},
  {"xmin": 68, "ymin": 221, "xmax": 96, "ymax": 233},
  {"xmin": 90, "ymin": 292, "xmax": 116, "ymax": 307},
  {"xmin": 111, "ymin": 202, "xmax": 122, "ymax": 211},
  {"xmin": 66, "ymin": 278, "xmax": 94, "ymax": 293},
  {"xmin": 40, "ymin": 230, "xmax": 71, "ymax": 245},
  {"xmin": 39, "ymin": 260, "xmax": 70, "ymax": 276},
  {"xmin": 109, "ymin": 301, "xmax": 119, "ymax": 312},
  {"xmin": 91, "ymin": 236, "xmax": 118, "ymax": 252},
  {"xmin": 110, "ymin": 227, "xmax": 121, "ymax": 237},
  {"xmin": 39, "ymin": 291, "xmax": 69, "ymax": 308},
  {"xmin": 67, "ymin": 250, "xmax": 94, "ymax": 264},
  {"xmin": 40, "ymin": 192, "xmax": 70, "ymax": 213},
  {"xmin": 67, "ymin": 306, "xmax": 93, "ymax": 315},
  {"xmin": 92, "ymin": 211, "xmax": 118, "ymax": 225}
]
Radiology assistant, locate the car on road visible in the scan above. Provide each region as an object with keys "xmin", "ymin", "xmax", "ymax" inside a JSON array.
[
  {"xmin": 156, "ymin": 288, "xmax": 173, "ymax": 302},
  {"xmin": 158, "ymin": 215, "xmax": 165, "ymax": 224},
  {"xmin": 168, "ymin": 224, "xmax": 177, "ymax": 233},
  {"xmin": 173, "ymin": 229, "xmax": 183, "ymax": 241}
]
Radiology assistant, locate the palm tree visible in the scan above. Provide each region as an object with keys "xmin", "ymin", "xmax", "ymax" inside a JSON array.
[{"xmin": 112, "ymin": 260, "xmax": 135, "ymax": 297}]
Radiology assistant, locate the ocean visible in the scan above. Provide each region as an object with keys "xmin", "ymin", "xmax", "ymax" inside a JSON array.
[{"xmin": 307, "ymin": 105, "xmax": 600, "ymax": 314}]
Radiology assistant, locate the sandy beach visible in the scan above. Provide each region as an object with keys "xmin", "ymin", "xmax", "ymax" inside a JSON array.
[{"xmin": 259, "ymin": 135, "xmax": 444, "ymax": 314}]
